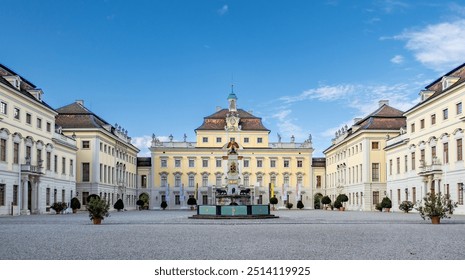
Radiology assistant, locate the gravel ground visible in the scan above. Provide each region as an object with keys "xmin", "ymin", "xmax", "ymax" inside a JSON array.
[{"xmin": 0, "ymin": 209, "xmax": 464, "ymax": 260}]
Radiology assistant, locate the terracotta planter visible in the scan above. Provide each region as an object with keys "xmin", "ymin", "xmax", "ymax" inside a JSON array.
[
  {"xmin": 92, "ymin": 218, "xmax": 102, "ymax": 225},
  {"xmin": 384, "ymin": 208, "xmax": 391, "ymax": 212},
  {"xmin": 431, "ymin": 216, "xmax": 440, "ymax": 224},
  {"xmin": 72, "ymin": 209, "xmax": 77, "ymax": 214}
]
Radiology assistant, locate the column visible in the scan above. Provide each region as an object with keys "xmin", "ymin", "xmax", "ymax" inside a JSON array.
[{"xmin": 21, "ymin": 179, "xmax": 29, "ymax": 215}]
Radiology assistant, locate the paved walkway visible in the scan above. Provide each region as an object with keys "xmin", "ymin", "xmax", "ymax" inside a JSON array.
[{"xmin": 1, "ymin": 209, "xmax": 464, "ymax": 260}]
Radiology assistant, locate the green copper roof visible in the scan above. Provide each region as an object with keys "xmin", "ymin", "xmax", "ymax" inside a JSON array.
[{"xmin": 227, "ymin": 84, "xmax": 237, "ymax": 99}]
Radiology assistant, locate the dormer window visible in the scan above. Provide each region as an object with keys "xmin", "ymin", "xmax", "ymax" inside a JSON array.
[
  {"xmin": 419, "ymin": 90, "xmax": 435, "ymax": 101},
  {"xmin": 441, "ymin": 76, "xmax": 460, "ymax": 91},
  {"xmin": 27, "ymin": 89, "xmax": 43, "ymax": 101},
  {"xmin": 4, "ymin": 76, "xmax": 21, "ymax": 90}
]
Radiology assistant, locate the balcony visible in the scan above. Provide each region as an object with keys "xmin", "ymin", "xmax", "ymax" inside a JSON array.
[
  {"xmin": 21, "ymin": 164, "xmax": 43, "ymax": 175},
  {"xmin": 418, "ymin": 157, "xmax": 443, "ymax": 176}
]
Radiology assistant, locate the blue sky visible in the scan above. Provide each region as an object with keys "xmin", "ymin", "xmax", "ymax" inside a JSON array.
[{"xmin": 2, "ymin": 0, "xmax": 465, "ymax": 156}]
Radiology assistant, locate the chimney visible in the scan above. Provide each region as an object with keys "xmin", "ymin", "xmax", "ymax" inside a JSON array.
[
  {"xmin": 216, "ymin": 106, "xmax": 222, "ymax": 112},
  {"xmin": 76, "ymin": 100, "xmax": 84, "ymax": 106},
  {"xmin": 378, "ymin": 100, "xmax": 389, "ymax": 107}
]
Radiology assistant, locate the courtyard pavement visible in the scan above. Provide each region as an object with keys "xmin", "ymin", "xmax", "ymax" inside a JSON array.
[{"xmin": 0, "ymin": 209, "xmax": 464, "ymax": 260}]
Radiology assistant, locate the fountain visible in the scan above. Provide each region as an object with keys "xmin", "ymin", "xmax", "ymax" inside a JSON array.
[{"xmin": 190, "ymin": 140, "xmax": 278, "ymax": 219}]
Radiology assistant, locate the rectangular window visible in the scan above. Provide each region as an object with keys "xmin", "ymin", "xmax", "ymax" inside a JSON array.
[
  {"xmin": 0, "ymin": 184, "xmax": 5, "ymax": 206},
  {"xmin": 70, "ymin": 159, "xmax": 74, "ymax": 176},
  {"xmin": 13, "ymin": 143, "xmax": 19, "ymax": 164},
  {"xmin": 141, "ymin": 175, "xmax": 147, "ymax": 187},
  {"xmin": 62, "ymin": 157, "xmax": 66, "ymax": 174},
  {"xmin": 257, "ymin": 160, "xmax": 263, "ymax": 168},
  {"xmin": 411, "ymin": 123, "xmax": 415, "ymax": 133},
  {"xmin": 244, "ymin": 137, "xmax": 249, "ymax": 143},
  {"xmin": 0, "ymin": 102, "xmax": 7, "ymax": 115},
  {"xmin": 431, "ymin": 114, "xmax": 436, "ymax": 125},
  {"xmin": 46, "ymin": 152, "xmax": 51, "ymax": 170},
  {"xmin": 13, "ymin": 185, "xmax": 18, "ymax": 206},
  {"xmin": 216, "ymin": 159, "xmax": 221, "ymax": 168},
  {"xmin": 297, "ymin": 160, "xmax": 303, "ymax": 168},
  {"xmin": 82, "ymin": 163, "xmax": 90, "ymax": 182},
  {"xmin": 202, "ymin": 159, "xmax": 208, "ymax": 168},
  {"xmin": 373, "ymin": 191, "xmax": 379, "ymax": 206},
  {"xmin": 0, "ymin": 139, "xmax": 6, "ymax": 162},
  {"xmin": 444, "ymin": 142, "xmax": 449, "ymax": 163},
  {"xmin": 316, "ymin": 176, "xmax": 321, "ymax": 187},
  {"xmin": 371, "ymin": 142, "xmax": 379, "ymax": 150},
  {"xmin": 420, "ymin": 119, "xmax": 425, "ymax": 129},
  {"xmin": 396, "ymin": 157, "xmax": 400, "ymax": 174},
  {"xmin": 397, "ymin": 189, "xmax": 401, "ymax": 205},
  {"xmin": 54, "ymin": 155, "xmax": 58, "ymax": 173},
  {"xmin": 62, "ymin": 189, "xmax": 65, "ymax": 203},
  {"xmin": 443, "ymin": 108, "xmax": 449, "ymax": 120},
  {"xmin": 46, "ymin": 188, "xmax": 50, "ymax": 206},
  {"xmin": 372, "ymin": 163, "xmax": 379, "ymax": 182},
  {"xmin": 37, "ymin": 149, "xmax": 42, "ymax": 166},
  {"xmin": 412, "ymin": 187, "xmax": 416, "ymax": 203},
  {"xmin": 82, "ymin": 141, "xmax": 90, "ymax": 149},
  {"xmin": 389, "ymin": 159, "xmax": 392, "ymax": 175},
  {"xmin": 420, "ymin": 149, "xmax": 425, "ymax": 163},
  {"xmin": 458, "ymin": 183, "xmax": 464, "ymax": 205},
  {"xmin": 257, "ymin": 137, "xmax": 263, "ymax": 143},
  {"xmin": 161, "ymin": 159, "xmax": 167, "ymax": 167},
  {"xmin": 457, "ymin": 102, "xmax": 463, "ymax": 115},
  {"xmin": 14, "ymin": 108, "xmax": 20, "ymax": 120},
  {"xmin": 432, "ymin": 146, "xmax": 436, "ymax": 159},
  {"xmin": 188, "ymin": 176, "xmax": 194, "ymax": 187},
  {"xmin": 243, "ymin": 160, "xmax": 249, "ymax": 168},
  {"xmin": 411, "ymin": 152, "xmax": 415, "ymax": 170},
  {"xmin": 175, "ymin": 159, "xmax": 181, "ymax": 168},
  {"xmin": 37, "ymin": 118, "xmax": 42, "ymax": 129},
  {"xmin": 189, "ymin": 159, "xmax": 195, "ymax": 168},
  {"xmin": 404, "ymin": 155, "xmax": 408, "ymax": 173},
  {"xmin": 270, "ymin": 160, "xmax": 276, "ymax": 168},
  {"xmin": 175, "ymin": 195, "xmax": 180, "ymax": 205},
  {"xmin": 202, "ymin": 137, "xmax": 208, "ymax": 143},
  {"xmin": 82, "ymin": 192, "xmax": 89, "ymax": 206},
  {"xmin": 26, "ymin": 113, "xmax": 31, "ymax": 124},
  {"xmin": 457, "ymin": 139, "xmax": 463, "ymax": 161},
  {"xmin": 216, "ymin": 137, "xmax": 221, "ymax": 143}
]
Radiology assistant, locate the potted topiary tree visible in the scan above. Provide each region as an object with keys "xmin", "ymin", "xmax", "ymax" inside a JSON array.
[
  {"xmin": 381, "ymin": 197, "xmax": 392, "ymax": 212},
  {"xmin": 321, "ymin": 196, "xmax": 331, "ymax": 210},
  {"xmin": 375, "ymin": 203, "xmax": 383, "ymax": 212},
  {"xmin": 187, "ymin": 197, "xmax": 197, "ymax": 210},
  {"xmin": 86, "ymin": 196, "xmax": 110, "ymax": 224},
  {"xmin": 415, "ymin": 192, "xmax": 457, "ymax": 224},
  {"xmin": 286, "ymin": 202, "xmax": 293, "ymax": 210},
  {"xmin": 297, "ymin": 200, "xmax": 304, "ymax": 209},
  {"xmin": 114, "ymin": 199, "xmax": 124, "ymax": 212},
  {"xmin": 136, "ymin": 199, "xmax": 144, "ymax": 210},
  {"xmin": 314, "ymin": 193, "xmax": 323, "ymax": 210},
  {"xmin": 269, "ymin": 196, "xmax": 278, "ymax": 210},
  {"xmin": 86, "ymin": 194, "xmax": 100, "ymax": 203},
  {"xmin": 334, "ymin": 200, "xmax": 343, "ymax": 211},
  {"xmin": 70, "ymin": 197, "xmax": 81, "ymax": 213},
  {"xmin": 50, "ymin": 202, "xmax": 67, "ymax": 214},
  {"xmin": 336, "ymin": 194, "xmax": 348, "ymax": 211},
  {"xmin": 399, "ymin": 200, "xmax": 414, "ymax": 213},
  {"xmin": 160, "ymin": 201, "xmax": 168, "ymax": 210}
]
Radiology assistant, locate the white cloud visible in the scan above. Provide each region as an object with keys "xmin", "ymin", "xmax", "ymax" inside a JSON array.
[
  {"xmin": 132, "ymin": 135, "xmax": 172, "ymax": 157},
  {"xmin": 269, "ymin": 109, "xmax": 306, "ymax": 140},
  {"xmin": 390, "ymin": 54, "xmax": 404, "ymax": 64},
  {"xmin": 280, "ymin": 85, "xmax": 355, "ymax": 103},
  {"xmin": 217, "ymin": 5, "xmax": 228, "ymax": 15},
  {"xmin": 395, "ymin": 19, "xmax": 465, "ymax": 72}
]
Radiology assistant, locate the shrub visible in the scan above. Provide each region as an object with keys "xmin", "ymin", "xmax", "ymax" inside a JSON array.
[
  {"xmin": 269, "ymin": 197, "xmax": 278, "ymax": 205},
  {"xmin": 136, "ymin": 199, "xmax": 144, "ymax": 206},
  {"xmin": 381, "ymin": 197, "xmax": 392, "ymax": 209},
  {"xmin": 334, "ymin": 200, "xmax": 343, "ymax": 209},
  {"xmin": 114, "ymin": 199, "xmax": 124, "ymax": 211},
  {"xmin": 375, "ymin": 203, "xmax": 383, "ymax": 212},
  {"xmin": 321, "ymin": 196, "xmax": 331, "ymax": 205},
  {"xmin": 187, "ymin": 197, "xmax": 197, "ymax": 206},
  {"xmin": 230, "ymin": 202, "xmax": 238, "ymax": 206},
  {"xmin": 399, "ymin": 201, "xmax": 414, "ymax": 213},
  {"xmin": 87, "ymin": 197, "xmax": 110, "ymax": 221},
  {"xmin": 286, "ymin": 203, "xmax": 293, "ymax": 210},
  {"xmin": 297, "ymin": 200, "xmax": 304, "ymax": 209},
  {"xmin": 86, "ymin": 194, "xmax": 100, "ymax": 203},
  {"xmin": 50, "ymin": 202, "xmax": 67, "ymax": 214},
  {"xmin": 336, "ymin": 194, "xmax": 349, "ymax": 203},
  {"xmin": 160, "ymin": 201, "xmax": 168, "ymax": 210},
  {"xmin": 415, "ymin": 192, "xmax": 457, "ymax": 221},
  {"xmin": 70, "ymin": 197, "xmax": 81, "ymax": 211}
]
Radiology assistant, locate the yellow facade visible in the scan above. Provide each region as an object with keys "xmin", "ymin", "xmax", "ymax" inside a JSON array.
[
  {"xmin": 323, "ymin": 101, "xmax": 405, "ymax": 211},
  {"xmin": 149, "ymin": 93, "xmax": 315, "ymax": 209}
]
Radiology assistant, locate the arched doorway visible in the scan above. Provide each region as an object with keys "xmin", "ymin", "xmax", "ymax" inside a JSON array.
[{"xmin": 139, "ymin": 193, "xmax": 149, "ymax": 210}]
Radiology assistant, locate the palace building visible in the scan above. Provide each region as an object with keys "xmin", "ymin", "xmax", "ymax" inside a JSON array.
[
  {"xmin": 323, "ymin": 100, "xmax": 406, "ymax": 211},
  {"xmin": 148, "ymin": 89, "xmax": 316, "ymax": 209},
  {"xmin": 386, "ymin": 63, "xmax": 465, "ymax": 214},
  {"xmin": 0, "ymin": 64, "xmax": 77, "ymax": 215},
  {"xmin": 56, "ymin": 101, "xmax": 140, "ymax": 210}
]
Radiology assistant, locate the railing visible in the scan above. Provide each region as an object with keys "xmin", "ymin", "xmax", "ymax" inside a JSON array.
[{"xmin": 21, "ymin": 164, "xmax": 43, "ymax": 174}]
